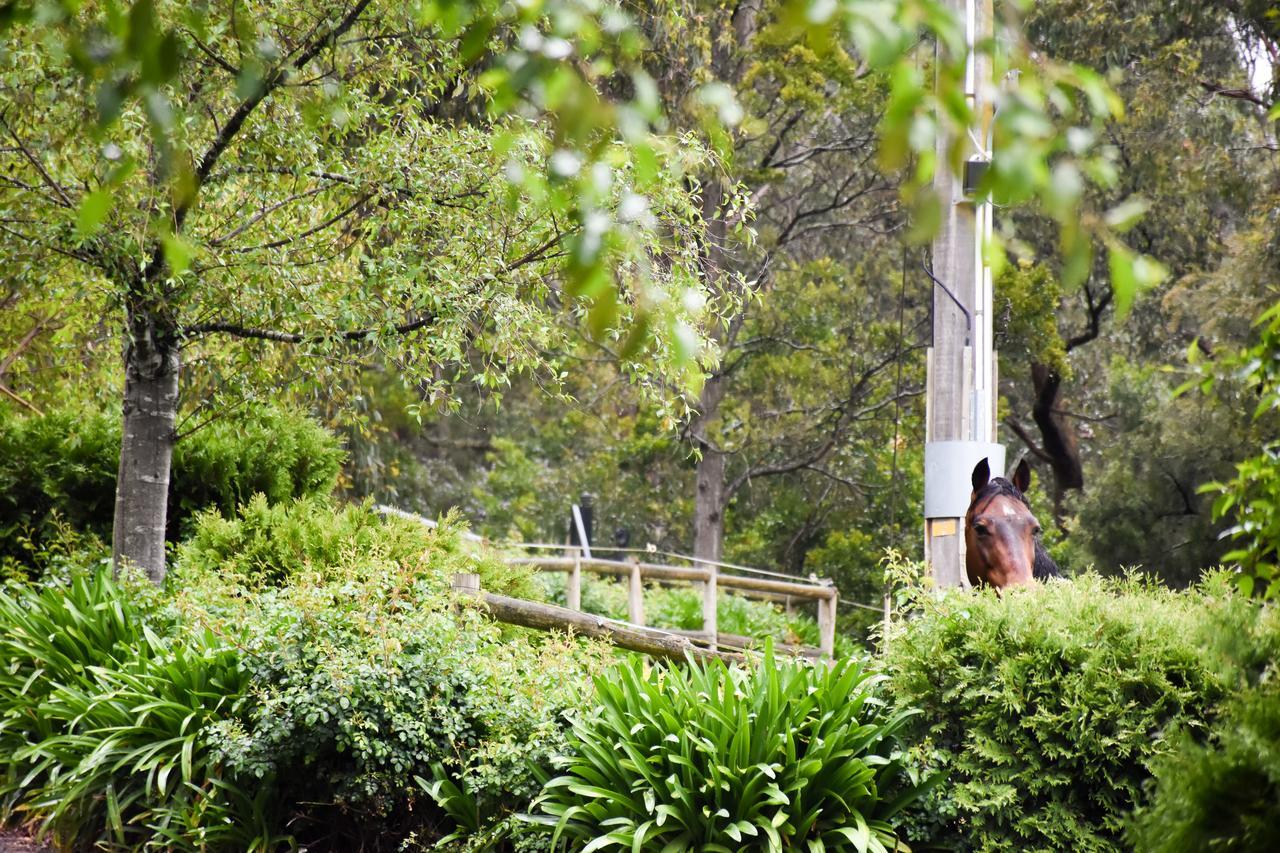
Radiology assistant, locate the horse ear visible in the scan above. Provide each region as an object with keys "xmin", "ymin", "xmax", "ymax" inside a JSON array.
[
  {"xmin": 971, "ymin": 458, "xmax": 991, "ymax": 492},
  {"xmin": 1013, "ymin": 459, "xmax": 1032, "ymax": 493}
]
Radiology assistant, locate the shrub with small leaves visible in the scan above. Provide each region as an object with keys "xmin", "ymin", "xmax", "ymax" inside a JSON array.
[
  {"xmin": 530, "ymin": 646, "xmax": 928, "ymax": 851},
  {"xmin": 0, "ymin": 403, "xmax": 343, "ymax": 571},
  {"xmin": 885, "ymin": 569, "xmax": 1234, "ymax": 852},
  {"xmin": 171, "ymin": 504, "xmax": 604, "ymax": 848},
  {"xmin": 1127, "ymin": 576, "xmax": 1280, "ymax": 852}
]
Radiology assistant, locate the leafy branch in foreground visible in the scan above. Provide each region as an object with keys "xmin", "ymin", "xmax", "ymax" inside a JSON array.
[{"xmin": 1193, "ymin": 302, "xmax": 1280, "ymax": 600}]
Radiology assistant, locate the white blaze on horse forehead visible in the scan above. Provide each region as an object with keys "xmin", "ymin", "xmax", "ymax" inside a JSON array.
[{"xmin": 1001, "ymin": 503, "xmax": 1020, "ymax": 517}]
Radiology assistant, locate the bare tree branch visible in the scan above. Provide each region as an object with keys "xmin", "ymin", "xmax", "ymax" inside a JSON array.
[
  {"xmin": 1003, "ymin": 415, "xmax": 1052, "ymax": 463},
  {"xmin": 0, "ymin": 110, "xmax": 74, "ymax": 208},
  {"xmin": 1197, "ymin": 78, "xmax": 1268, "ymax": 108},
  {"xmin": 182, "ymin": 311, "xmax": 440, "ymax": 344}
]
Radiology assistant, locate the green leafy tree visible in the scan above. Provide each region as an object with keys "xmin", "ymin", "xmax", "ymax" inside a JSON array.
[
  {"xmin": 0, "ymin": 1, "xmax": 710, "ymax": 581},
  {"xmin": 1, "ymin": 0, "xmax": 1154, "ymax": 585},
  {"xmin": 1000, "ymin": 0, "xmax": 1266, "ymax": 516}
]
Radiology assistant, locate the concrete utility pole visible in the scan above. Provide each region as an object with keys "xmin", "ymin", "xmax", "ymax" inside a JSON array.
[{"xmin": 923, "ymin": 0, "xmax": 1003, "ymax": 587}]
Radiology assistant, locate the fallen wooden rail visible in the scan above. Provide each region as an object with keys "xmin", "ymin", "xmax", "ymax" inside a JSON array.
[
  {"xmin": 506, "ymin": 554, "xmax": 837, "ymax": 657},
  {"xmin": 453, "ymin": 574, "xmax": 742, "ymax": 663}
]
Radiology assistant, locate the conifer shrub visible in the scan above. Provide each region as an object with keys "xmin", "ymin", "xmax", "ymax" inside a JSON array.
[
  {"xmin": 169, "ymin": 405, "xmax": 344, "ymax": 531},
  {"xmin": 0, "ymin": 403, "xmax": 343, "ymax": 571},
  {"xmin": 1127, "ymin": 577, "xmax": 1280, "ymax": 852},
  {"xmin": 884, "ymin": 569, "xmax": 1231, "ymax": 852},
  {"xmin": 0, "ymin": 406, "xmax": 118, "ymax": 568},
  {"xmin": 178, "ymin": 495, "xmax": 538, "ymax": 597},
  {"xmin": 529, "ymin": 647, "xmax": 930, "ymax": 851}
]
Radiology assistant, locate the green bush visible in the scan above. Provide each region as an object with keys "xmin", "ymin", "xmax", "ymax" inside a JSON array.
[
  {"xmin": 172, "ymin": 507, "xmax": 601, "ymax": 848},
  {"xmin": 0, "ymin": 570, "xmax": 275, "ymax": 850},
  {"xmin": 530, "ymin": 647, "xmax": 928, "ymax": 851},
  {"xmin": 169, "ymin": 406, "xmax": 344, "ymax": 531},
  {"xmin": 0, "ymin": 403, "xmax": 343, "ymax": 571},
  {"xmin": 1127, "ymin": 579, "xmax": 1280, "ymax": 852},
  {"xmin": 0, "ymin": 406, "xmax": 118, "ymax": 568},
  {"xmin": 180, "ymin": 495, "xmax": 540, "ymax": 597},
  {"xmin": 0, "ymin": 501, "xmax": 607, "ymax": 850},
  {"xmin": 885, "ymin": 569, "xmax": 1232, "ymax": 852}
]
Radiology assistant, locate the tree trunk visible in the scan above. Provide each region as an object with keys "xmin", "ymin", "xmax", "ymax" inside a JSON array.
[
  {"xmin": 694, "ymin": 440, "xmax": 726, "ymax": 563},
  {"xmin": 689, "ymin": 168, "xmax": 732, "ymax": 565},
  {"xmin": 1030, "ymin": 362, "xmax": 1083, "ymax": 520},
  {"xmin": 112, "ymin": 329, "xmax": 180, "ymax": 584}
]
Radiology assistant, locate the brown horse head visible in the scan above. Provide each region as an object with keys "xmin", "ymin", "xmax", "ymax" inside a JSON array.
[{"xmin": 965, "ymin": 458, "xmax": 1048, "ymax": 589}]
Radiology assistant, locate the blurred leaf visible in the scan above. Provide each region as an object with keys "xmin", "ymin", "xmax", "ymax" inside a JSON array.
[
  {"xmin": 161, "ymin": 231, "xmax": 193, "ymax": 276},
  {"xmin": 1108, "ymin": 244, "xmax": 1137, "ymax": 319},
  {"xmin": 76, "ymin": 188, "xmax": 113, "ymax": 237},
  {"xmin": 1103, "ymin": 197, "xmax": 1150, "ymax": 233}
]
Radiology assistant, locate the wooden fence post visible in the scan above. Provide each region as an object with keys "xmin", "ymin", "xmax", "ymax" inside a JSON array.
[
  {"xmin": 627, "ymin": 555, "xmax": 645, "ymax": 625},
  {"xmin": 702, "ymin": 560, "xmax": 717, "ymax": 650},
  {"xmin": 817, "ymin": 590, "xmax": 837, "ymax": 659},
  {"xmin": 567, "ymin": 550, "xmax": 582, "ymax": 611},
  {"xmin": 453, "ymin": 573, "xmax": 481, "ymax": 604}
]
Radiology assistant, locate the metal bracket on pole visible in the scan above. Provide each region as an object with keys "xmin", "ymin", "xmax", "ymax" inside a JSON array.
[{"xmin": 924, "ymin": 441, "xmax": 1006, "ymax": 519}]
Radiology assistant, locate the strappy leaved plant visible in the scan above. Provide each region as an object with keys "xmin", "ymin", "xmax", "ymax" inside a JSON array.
[{"xmin": 530, "ymin": 646, "xmax": 928, "ymax": 851}]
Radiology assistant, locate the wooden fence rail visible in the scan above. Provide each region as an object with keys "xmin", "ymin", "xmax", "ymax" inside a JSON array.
[
  {"xmin": 507, "ymin": 554, "xmax": 838, "ymax": 658},
  {"xmin": 452, "ymin": 573, "xmax": 742, "ymax": 662},
  {"xmin": 379, "ymin": 505, "xmax": 838, "ymax": 659}
]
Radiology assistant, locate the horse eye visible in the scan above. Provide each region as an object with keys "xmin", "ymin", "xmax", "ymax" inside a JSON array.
[
  {"xmin": 1032, "ymin": 525, "xmax": 1043, "ymax": 536},
  {"xmin": 973, "ymin": 522, "xmax": 990, "ymax": 537}
]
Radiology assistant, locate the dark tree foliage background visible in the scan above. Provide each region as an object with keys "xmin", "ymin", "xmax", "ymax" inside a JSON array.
[
  {"xmin": 0, "ymin": 0, "xmax": 1274, "ymax": 610},
  {"xmin": 335, "ymin": 0, "xmax": 1278, "ymax": 608}
]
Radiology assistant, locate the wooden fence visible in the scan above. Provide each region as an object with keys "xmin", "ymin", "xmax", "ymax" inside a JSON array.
[
  {"xmin": 380, "ymin": 505, "xmax": 838, "ymax": 659},
  {"xmin": 504, "ymin": 553, "xmax": 837, "ymax": 658}
]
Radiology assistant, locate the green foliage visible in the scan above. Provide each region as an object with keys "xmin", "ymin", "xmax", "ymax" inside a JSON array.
[
  {"xmin": 0, "ymin": 570, "xmax": 276, "ymax": 850},
  {"xmin": 172, "ymin": 502, "xmax": 600, "ymax": 847},
  {"xmin": 1128, "ymin": 585, "xmax": 1280, "ymax": 852},
  {"xmin": 1197, "ymin": 301, "xmax": 1280, "ymax": 599},
  {"xmin": 181, "ymin": 569, "xmax": 601, "ymax": 847},
  {"xmin": 0, "ymin": 406, "xmax": 119, "ymax": 567},
  {"xmin": 530, "ymin": 648, "xmax": 927, "ymax": 851},
  {"xmin": 0, "ymin": 0, "xmax": 1145, "ymax": 371},
  {"xmin": 178, "ymin": 495, "xmax": 537, "ymax": 598},
  {"xmin": 0, "ymin": 403, "xmax": 343, "ymax": 571},
  {"xmin": 996, "ymin": 260, "xmax": 1069, "ymax": 377},
  {"xmin": 1203, "ymin": 443, "xmax": 1280, "ymax": 599},
  {"xmin": 0, "ymin": 498, "xmax": 608, "ymax": 849},
  {"xmin": 169, "ymin": 408, "xmax": 344, "ymax": 531},
  {"xmin": 885, "ymin": 568, "xmax": 1231, "ymax": 852},
  {"xmin": 1061, "ymin": 358, "xmax": 1258, "ymax": 586}
]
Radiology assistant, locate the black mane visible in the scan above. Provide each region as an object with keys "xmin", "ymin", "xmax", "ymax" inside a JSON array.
[
  {"xmin": 1034, "ymin": 542, "xmax": 1061, "ymax": 579},
  {"xmin": 970, "ymin": 476, "xmax": 1062, "ymax": 580},
  {"xmin": 969, "ymin": 476, "xmax": 1031, "ymax": 511}
]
